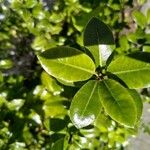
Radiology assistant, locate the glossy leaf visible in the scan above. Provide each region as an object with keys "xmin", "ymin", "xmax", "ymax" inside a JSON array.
[
  {"xmin": 70, "ymin": 80, "xmax": 102, "ymax": 128},
  {"xmin": 108, "ymin": 52, "xmax": 150, "ymax": 88},
  {"xmin": 128, "ymin": 89, "xmax": 143, "ymax": 121},
  {"xmin": 98, "ymin": 79, "xmax": 137, "ymax": 127},
  {"xmin": 38, "ymin": 46, "xmax": 95, "ymax": 82},
  {"xmin": 84, "ymin": 17, "xmax": 114, "ymax": 67},
  {"xmin": 57, "ymin": 78, "xmax": 75, "ymax": 87}
]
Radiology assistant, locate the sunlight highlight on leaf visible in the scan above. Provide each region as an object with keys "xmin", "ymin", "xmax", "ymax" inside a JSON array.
[{"xmin": 73, "ymin": 113, "xmax": 95, "ymax": 128}]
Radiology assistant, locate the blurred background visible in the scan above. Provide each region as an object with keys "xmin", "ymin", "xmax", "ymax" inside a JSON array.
[{"xmin": 0, "ymin": 0, "xmax": 150, "ymax": 149}]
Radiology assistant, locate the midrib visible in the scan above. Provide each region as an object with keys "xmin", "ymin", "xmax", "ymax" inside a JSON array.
[
  {"xmin": 52, "ymin": 60, "xmax": 94, "ymax": 74},
  {"xmin": 80, "ymin": 82, "xmax": 97, "ymax": 118}
]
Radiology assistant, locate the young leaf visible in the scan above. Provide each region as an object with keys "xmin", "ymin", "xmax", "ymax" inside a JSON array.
[
  {"xmin": 98, "ymin": 79, "xmax": 137, "ymax": 127},
  {"xmin": 84, "ymin": 17, "xmax": 114, "ymax": 67},
  {"xmin": 108, "ymin": 52, "xmax": 150, "ymax": 89},
  {"xmin": 70, "ymin": 80, "xmax": 102, "ymax": 128},
  {"xmin": 37, "ymin": 46, "xmax": 95, "ymax": 82}
]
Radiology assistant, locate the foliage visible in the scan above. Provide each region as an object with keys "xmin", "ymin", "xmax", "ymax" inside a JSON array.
[{"xmin": 0, "ymin": 0, "xmax": 150, "ymax": 149}]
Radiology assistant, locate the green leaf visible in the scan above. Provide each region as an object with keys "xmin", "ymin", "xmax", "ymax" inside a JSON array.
[
  {"xmin": 51, "ymin": 138, "xmax": 64, "ymax": 150},
  {"xmin": 108, "ymin": 52, "xmax": 150, "ymax": 89},
  {"xmin": 41, "ymin": 71, "xmax": 63, "ymax": 95},
  {"xmin": 118, "ymin": 35, "xmax": 129, "ymax": 52},
  {"xmin": 20, "ymin": 9, "xmax": 31, "ymax": 21},
  {"xmin": 57, "ymin": 78, "xmax": 75, "ymax": 87},
  {"xmin": 32, "ymin": 36, "xmax": 56, "ymax": 51},
  {"xmin": 0, "ymin": 59, "xmax": 13, "ymax": 69},
  {"xmin": 7, "ymin": 99, "xmax": 25, "ymax": 111},
  {"xmin": 98, "ymin": 79, "xmax": 137, "ymax": 127},
  {"xmin": 84, "ymin": 17, "xmax": 114, "ymax": 67},
  {"xmin": 128, "ymin": 89, "xmax": 143, "ymax": 122},
  {"xmin": 137, "ymin": 0, "xmax": 146, "ymax": 5},
  {"xmin": 43, "ymin": 96, "xmax": 67, "ymax": 118},
  {"xmin": 147, "ymin": 9, "xmax": 150, "ymax": 24},
  {"xmin": 143, "ymin": 46, "xmax": 150, "ymax": 52},
  {"xmin": 70, "ymin": 80, "xmax": 102, "ymax": 128},
  {"xmin": 50, "ymin": 118, "xmax": 67, "ymax": 132},
  {"xmin": 32, "ymin": 4, "xmax": 45, "ymax": 19},
  {"xmin": 25, "ymin": 0, "xmax": 37, "ymax": 8},
  {"xmin": 72, "ymin": 6, "xmax": 103, "ymax": 32},
  {"xmin": 0, "ymin": 72, "xmax": 3, "ymax": 83},
  {"xmin": 94, "ymin": 113, "xmax": 111, "ymax": 132},
  {"xmin": 38, "ymin": 46, "xmax": 95, "ymax": 82},
  {"xmin": 132, "ymin": 10, "xmax": 147, "ymax": 28}
]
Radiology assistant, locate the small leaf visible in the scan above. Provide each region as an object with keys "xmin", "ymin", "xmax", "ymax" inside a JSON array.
[
  {"xmin": 32, "ymin": 36, "xmax": 56, "ymax": 51},
  {"xmin": 25, "ymin": 0, "xmax": 37, "ymax": 8},
  {"xmin": 132, "ymin": 10, "xmax": 147, "ymax": 28},
  {"xmin": 38, "ymin": 46, "xmax": 95, "ymax": 82},
  {"xmin": 98, "ymin": 79, "xmax": 137, "ymax": 127},
  {"xmin": 119, "ymin": 35, "xmax": 129, "ymax": 52},
  {"xmin": 0, "ymin": 59, "xmax": 13, "ymax": 69},
  {"xmin": 108, "ymin": 52, "xmax": 150, "ymax": 89},
  {"xmin": 8, "ymin": 99, "xmax": 25, "ymax": 111},
  {"xmin": 70, "ymin": 80, "xmax": 102, "ymax": 128},
  {"xmin": 41, "ymin": 71, "xmax": 63, "ymax": 95},
  {"xmin": 32, "ymin": 4, "xmax": 45, "ymax": 19},
  {"xmin": 84, "ymin": 17, "xmax": 114, "ymax": 67},
  {"xmin": 43, "ymin": 96, "xmax": 67, "ymax": 118}
]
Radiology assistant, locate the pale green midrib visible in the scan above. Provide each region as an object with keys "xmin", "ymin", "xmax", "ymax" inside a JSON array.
[
  {"xmin": 109, "ymin": 67, "xmax": 150, "ymax": 75},
  {"xmin": 103, "ymin": 81, "xmax": 129, "ymax": 122},
  {"xmin": 95, "ymin": 107, "xmax": 102, "ymax": 123},
  {"xmin": 80, "ymin": 82, "xmax": 98, "ymax": 118},
  {"xmin": 95, "ymin": 85, "xmax": 102, "ymax": 121},
  {"xmin": 41, "ymin": 58, "xmax": 95, "ymax": 75}
]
